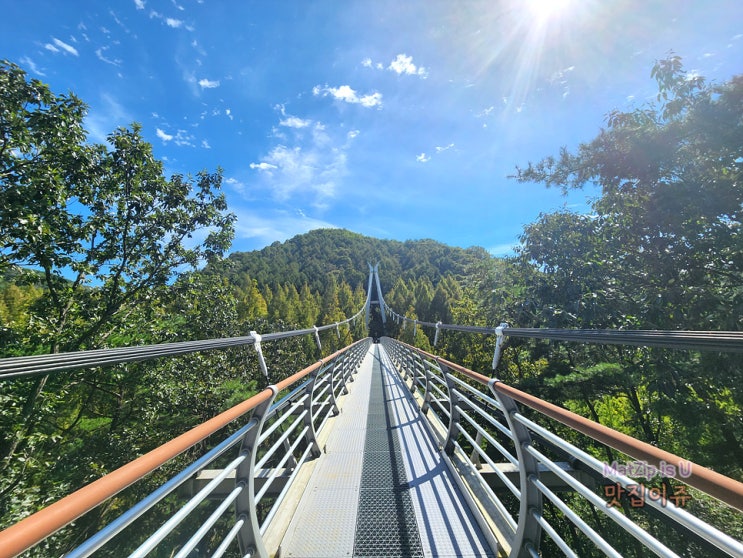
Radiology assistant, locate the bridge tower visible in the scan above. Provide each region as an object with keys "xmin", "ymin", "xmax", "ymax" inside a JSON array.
[{"xmin": 364, "ymin": 262, "xmax": 386, "ymax": 339}]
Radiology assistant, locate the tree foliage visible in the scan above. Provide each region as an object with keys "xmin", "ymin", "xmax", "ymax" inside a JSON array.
[{"xmin": 508, "ymin": 55, "xmax": 743, "ymax": 479}]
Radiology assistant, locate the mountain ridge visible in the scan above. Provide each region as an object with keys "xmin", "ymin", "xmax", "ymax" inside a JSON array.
[{"xmin": 216, "ymin": 228, "xmax": 493, "ymax": 293}]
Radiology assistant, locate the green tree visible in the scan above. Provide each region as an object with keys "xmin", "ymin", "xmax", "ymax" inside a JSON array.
[
  {"xmin": 512, "ymin": 55, "xmax": 743, "ymax": 476},
  {"xmin": 0, "ymin": 61, "xmax": 236, "ymax": 532}
]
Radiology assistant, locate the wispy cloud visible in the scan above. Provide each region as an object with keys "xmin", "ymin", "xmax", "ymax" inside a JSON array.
[
  {"xmin": 487, "ymin": 243, "xmax": 518, "ymax": 257},
  {"xmin": 96, "ymin": 46, "xmax": 122, "ymax": 66},
  {"xmin": 416, "ymin": 143, "xmax": 454, "ymax": 163},
  {"xmin": 46, "ymin": 37, "xmax": 79, "ymax": 56},
  {"xmin": 250, "ymin": 162, "xmax": 278, "ymax": 171},
  {"xmin": 154, "ymin": 127, "xmax": 195, "ymax": 147},
  {"xmin": 172, "ymin": 129, "xmax": 195, "ymax": 146},
  {"xmin": 149, "ymin": 10, "xmax": 190, "ymax": 30},
  {"xmin": 363, "ymin": 53, "xmax": 428, "ymax": 78},
  {"xmin": 20, "ymin": 56, "xmax": 45, "ymax": 76},
  {"xmin": 313, "ymin": 84, "xmax": 382, "ymax": 108},
  {"xmin": 388, "ymin": 54, "xmax": 428, "ymax": 77},
  {"xmin": 249, "ymin": 114, "xmax": 360, "ymax": 208},
  {"xmin": 280, "ymin": 116, "xmax": 311, "ymax": 128},
  {"xmin": 156, "ymin": 128, "xmax": 174, "ymax": 142},
  {"xmin": 198, "ymin": 78, "xmax": 220, "ymax": 89},
  {"xmin": 134, "ymin": 0, "xmax": 145, "ymax": 9},
  {"xmin": 233, "ymin": 207, "xmax": 338, "ymax": 248},
  {"xmin": 85, "ymin": 93, "xmax": 132, "ymax": 144}
]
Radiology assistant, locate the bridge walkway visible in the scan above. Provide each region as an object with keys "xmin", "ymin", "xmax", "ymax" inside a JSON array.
[{"xmin": 279, "ymin": 343, "xmax": 495, "ymax": 557}]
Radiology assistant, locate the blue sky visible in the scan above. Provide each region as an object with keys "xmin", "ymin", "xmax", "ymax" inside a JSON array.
[{"xmin": 2, "ymin": 1, "xmax": 742, "ymax": 256}]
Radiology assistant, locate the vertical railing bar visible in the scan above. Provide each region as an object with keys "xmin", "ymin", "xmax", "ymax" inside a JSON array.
[
  {"xmin": 174, "ymin": 485, "xmax": 244, "ymax": 558},
  {"xmin": 235, "ymin": 387, "xmax": 278, "ymax": 558},
  {"xmin": 211, "ymin": 519, "xmax": 245, "ymax": 558},
  {"xmin": 513, "ymin": 411, "xmax": 743, "ymax": 555},
  {"xmin": 529, "ymin": 476, "xmax": 625, "ymax": 558},
  {"xmin": 128, "ymin": 453, "xmax": 247, "ymax": 558},
  {"xmin": 490, "ymin": 380, "xmax": 543, "ymax": 557},
  {"xmin": 67, "ymin": 419, "xmax": 257, "ymax": 558},
  {"xmin": 255, "ymin": 426, "xmax": 309, "ymax": 504},
  {"xmin": 256, "ymin": 409, "xmax": 307, "ymax": 470},
  {"xmin": 529, "ymin": 508, "xmax": 579, "ymax": 558},
  {"xmin": 260, "ymin": 444, "xmax": 315, "ymax": 533}
]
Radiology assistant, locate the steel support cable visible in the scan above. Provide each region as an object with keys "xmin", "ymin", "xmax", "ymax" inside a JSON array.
[
  {"xmin": 387, "ymin": 338, "xmax": 743, "ymax": 514},
  {"xmin": 0, "ymin": 338, "xmax": 367, "ymax": 558},
  {"xmin": 0, "ymin": 307, "xmax": 366, "ymax": 380},
  {"xmin": 386, "ymin": 305, "xmax": 743, "ymax": 353}
]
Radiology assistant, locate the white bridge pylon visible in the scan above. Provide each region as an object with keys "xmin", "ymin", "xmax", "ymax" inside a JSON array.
[{"xmin": 364, "ymin": 262, "xmax": 386, "ymax": 328}]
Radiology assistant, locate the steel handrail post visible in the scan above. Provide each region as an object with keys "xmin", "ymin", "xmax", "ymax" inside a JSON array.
[
  {"xmin": 302, "ymin": 362, "xmax": 324, "ymax": 459},
  {"xmin": 327, "ymin": 360, "xmax": 341, "ymax": 415},
  {"xmin": 235, "ymin": 386, "xmax": 278, "ymax": 558},
  {"xmin": 406, "ymin": 345, "xmax": 417, "ymax": 390},
  {"xmin": 441, "ymin": 361, "xmax": 461, "ymax": 456},
  {"xmin": 489, "ymin": 378, "xmax": 542, "ymax": 558},
  {"xmin": 421, "ymin": 355, "xmax": 433, "ymax": 415},
  {"xmin": 471, "ymin": 431, "xmax": 484, "ymax": 470}
]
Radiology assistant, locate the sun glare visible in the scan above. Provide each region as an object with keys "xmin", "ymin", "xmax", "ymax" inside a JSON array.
[{"xmin": 526, "ymin": 0, "xmax": 573, "ymax": 21}]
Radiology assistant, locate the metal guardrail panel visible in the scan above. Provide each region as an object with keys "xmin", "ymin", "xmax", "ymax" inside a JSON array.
[{"xmin": 381, "ymin": 337, "xmax": 743, "ymax": 558}]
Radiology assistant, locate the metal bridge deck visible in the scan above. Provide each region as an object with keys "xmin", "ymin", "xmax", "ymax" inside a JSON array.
[{"xmin": 280, "ymin": 343, "xmax": 495, "ymax": 557}]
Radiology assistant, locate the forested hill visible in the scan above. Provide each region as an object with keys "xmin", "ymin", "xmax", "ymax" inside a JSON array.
[{"xmin": 215, "ymin": 229, "xmax": 492, "ymax": 293}]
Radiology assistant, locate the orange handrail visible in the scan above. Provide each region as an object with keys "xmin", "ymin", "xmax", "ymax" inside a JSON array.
[
  {"xmin": 0, "ymin": 339, "xmax": 365, "ymax": 558},
  {"xmin": 393, "ymin": 339, "xmax": 743, "ymax": 512}
]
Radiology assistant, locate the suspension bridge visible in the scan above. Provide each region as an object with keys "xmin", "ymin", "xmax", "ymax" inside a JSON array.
[{"xmin": 1, "ymin": 265, "xmax": 742, "ymax": 557}]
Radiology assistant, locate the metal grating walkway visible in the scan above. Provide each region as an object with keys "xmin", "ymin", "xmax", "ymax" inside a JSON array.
[{"xmin": 280, "ymin": 343, "xmax": 495, "ymax": 557}]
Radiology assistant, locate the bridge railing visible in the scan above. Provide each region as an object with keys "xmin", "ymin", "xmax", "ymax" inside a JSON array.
[
  {"xmin": 381, "ymin": 336, "xmax": 743, "ymax": 558},
  {"xmin": 0, "ymin": 311, "xmax": 369, "ymax": 558}
]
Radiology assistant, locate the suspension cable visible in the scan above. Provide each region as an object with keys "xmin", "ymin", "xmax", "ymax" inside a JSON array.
[
  {"xmin": 0, "ymin": 308, "xmax": 365, "ymax": 380},
  {"xmin": 386, "ymin": 308, "xmax": 743, "ymax": 353}
]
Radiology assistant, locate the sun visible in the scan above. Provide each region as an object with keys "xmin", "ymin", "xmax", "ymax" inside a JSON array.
[{"xmin": 526, "ymin": 0, "xmax": 573, "ymax": 21}]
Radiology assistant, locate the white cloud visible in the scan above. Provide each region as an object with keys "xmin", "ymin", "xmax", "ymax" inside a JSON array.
[
  {"xmin": 250, "ymin": 162, "xmax": 278, "ymax": 171},
  {"xmin": 388, "ymin": 53, "xmax": 427, "ymax": 77},
  {"xmin": 201, "ymin": 139, "xmax": 211, "ymax": 149},
  {"xmin": 155, "ymin": 127, "xmax": 195, "ymax": 148},
  {"xmin": 20, "ymin": 56, "xmax": 44, "ymax": 76},
  {"xmin": 363, "ymin": 53, "xmax": 428, "ymax": 78},
  {"xmin": 435, "ymin": 143, "xmax": 454, "ymax": 153},
  {"xmin": 488, "ymin": 243, "xmax": 518, "ymax": 257},
  {"xmin": 225, "ymin": 108, "xmax": 233, "ymax": 120},
  {"xmin": 233, "ymin": 208, "xmax": 338, "ymax": 247},
  {"xmin": 172, "ymin": 129, "xmax": 195, "ymax": 147},
  {"xmin": 156, "ymin": 128, "xmax": 174, "ymax": 142},
  {"xmin": 249, "ymin": 141, "xmax": 346, "ymax": 205},
  {"xmin": 313, "ymin": 84, "xmax": 383, "ymax": 108},
  {"xmin": 347, "ymin": 130, "xmax": 360, "ymax": 140},
  {"xmin": 47, "ymin": 38, "xmax": 79, "ymax": 56},
  {"xmin": 134, "ymin": 0, "xmax": 145, "ymax": 8},
  {"xmin": 198, "ymin": 78, "xmax": 220, "ymax": 89},
  {"xmin": 96, "ymin": 46, "xmax": 121, "ymax": 66},
  {"xmin": 280, "ymin": 116, "xmax": 311, "ymax": 128},
  {"xmin": 416, "ymin": 153, "xmax": 430, "ymax": 163},
  {"xmin": 85, "ymin": 93, "xmax": 131, "ymax": 144},
  {"xmin": 359, "ymin": 92, "xmax": 383, "ymax": 108},
  {"xmin": 165, "ymin": 17, "xmax": 183, "ymax": 28}
]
